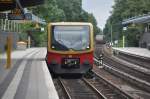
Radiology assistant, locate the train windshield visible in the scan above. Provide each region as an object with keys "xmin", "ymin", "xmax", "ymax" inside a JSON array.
[{"xmin": 51, "ymin": 25, "xmax": 90, "ymax": 51}]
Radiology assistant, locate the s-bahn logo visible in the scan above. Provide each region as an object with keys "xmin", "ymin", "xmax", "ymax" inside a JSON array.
[{"xmin": 0, "ymin": 0, "xmax": 13, "ymax": 3}]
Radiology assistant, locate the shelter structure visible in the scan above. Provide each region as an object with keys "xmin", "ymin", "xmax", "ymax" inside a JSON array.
[
  {"xmin": 122, "ymin": 13, "xmax": 150, "ymax": 48},
  {"xmin": 0, "ymin": 0, "xmax": 44, "ymax": 12},
  {"xmin": 0, "ymin": 0, "xmax": 45, "ymax": 52}
]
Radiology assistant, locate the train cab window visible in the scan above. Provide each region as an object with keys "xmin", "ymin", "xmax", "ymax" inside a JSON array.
[{"xmin": 51, "ymin": 25, "xmax": 90, "ymax": 51}]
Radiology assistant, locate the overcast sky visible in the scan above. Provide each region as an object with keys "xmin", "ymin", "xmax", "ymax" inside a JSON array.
[{"xmin": 82, "ymin": 0, "xmax": 114, "ymax": 29}]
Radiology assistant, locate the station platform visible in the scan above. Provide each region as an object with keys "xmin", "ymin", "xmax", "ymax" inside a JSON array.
[
  {"xmin": 113, "ymin": 47, "xmax": 150, "ymax": 59},
  {"xmin": 0, "ymin": 48, "xmax": 59, "ymax": 99}
]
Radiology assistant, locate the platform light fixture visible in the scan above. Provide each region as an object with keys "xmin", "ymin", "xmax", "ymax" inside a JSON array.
[{"xmin": 123, "ymin": 27, "xmax": 127, "ymax": 48}]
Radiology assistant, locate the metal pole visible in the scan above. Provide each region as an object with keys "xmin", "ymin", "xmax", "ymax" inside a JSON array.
[
  {"xmin": 110, "ymin": 23, "xmax": 113, "ymax": 46},
  {"xmin": 7, "ymin": 20, "xmax": 10, "ymax": 31},
  {"xmin": 28, "ymin": 36, "xmax": 31, "ymax": 48},
  {"xmin": 17, "ymin": 23, "xmax": 19, "ymax": 32},
  {"xmin": 18, "ymin": 23, "xmax": 20, "ymax": 33},
  {"xmin": 11, "ymin": 21, "xmax": 13, "ymax": 31},
  {"xmin": 13, "ymin": 21, "xmax": 15, "ymax": 32},
  {"xmin": 10, "ymin": 21, "xmax": 11, "ymax": 31},
  {"xmin": 16, "ymin": 23, "xmax": 18, "ymax": 32},
  {"xmin": 6, "ymin": 35, "xmax": 12, "ymax": 69},
  {"xmin": 111, "ymin": 24, "xmax": 112, "ymax": 43},
  {"xmin": 4, "ymin": 19, "xmax": 6, "ymax": 31},
  {"xmin": 2, "ymin": 19, "xmax": 4, "ymax": 30},
  {"xmin": 0, "ymin": 19, "xmax": 2, "ymax": 30},
  {"xmin": 123, "ymin": 27, "xmax": 127, "ymax": 48},
  {"xmin": 6, "ymin": 19, "xmax": 8, "ymax": 31},
  {"xmin": 123, "ymin": 35, "xmax": 125, "ymax": 48}
]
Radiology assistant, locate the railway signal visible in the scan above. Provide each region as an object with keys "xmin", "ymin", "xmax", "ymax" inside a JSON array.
[{"xmin": 98, "ymin": 54, "xmax": 103, "ymax": 68}]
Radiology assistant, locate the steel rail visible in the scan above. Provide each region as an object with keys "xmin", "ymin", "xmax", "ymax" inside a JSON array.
[
  {"xmin": 93, "ymin": 57, "xmax": 134, "ymax": 99},
  {"xmin": 58, "ymin": 78, "xmax": 72, "ymax": 99},
  {"xmin": 94, "ymin": 55, "xmax": 150, "ymax": 93},
  {"xmin": 82, "ymin": 78, "xmax": 107, "ymax": 99}
]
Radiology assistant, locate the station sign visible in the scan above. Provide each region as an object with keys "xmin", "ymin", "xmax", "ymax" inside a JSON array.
[
  {"xmin": 8, "ymin": 13, "xmax": 25, "ymax": 20},
  {"xmin": 0, "ymin": 13, "xmax": 7, "ymax": 19},
  {"xmin": 0, "ymin": 0, "xmax": 13, "ymax": 3},
  {"xmin": 7, "ymin": 8, "xmax": 33, "ymax": 20},
  {"xmin": 3, "ymin": 13, "xmax": 33, "ymax": 20},
  {"xmin": 8, "ymin": 8, "xmax": 24, "ymax": 20}
]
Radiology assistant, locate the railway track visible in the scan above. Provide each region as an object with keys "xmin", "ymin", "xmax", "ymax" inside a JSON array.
[
  {"xmin": 53, "ymin": 58, "xmax": 150, "ymax": 98},
  {"xmin": 53, "ymin": 78, "xmax": 70, "ymax": 99},
  {"xmin": 52, "ymin": 44, "xmax": 150, "ymax": 99},
  {"xmin": 83, "ymin": 72, "xmax": 133, "ymax": 99},
  {"xmin": 54, "ymin": 77, "xmax": 104, "ymax": 99},
  {"xmin": 53, "ymin": 73, "xmax": 135, "ymax": 99},
  {"xmin": 95, "ymin": 45, "xmax": 150, "ymax": 92},
  {"xmin": 94, "ymin": 57, "xmax": 150, "ymax": 99},
  {"xmin": 104, "ymin": 55, "xmax": 150, "ymax": 83},
  {"xmin": 102, "ymin": 54, "xmax": 150, "ymax": 92},
  {"xmin": 114, "ymin": 51, "xmax": 150, "ymax": 70}
]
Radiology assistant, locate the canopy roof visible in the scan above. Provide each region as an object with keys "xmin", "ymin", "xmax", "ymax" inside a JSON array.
[
  {"xmin": 122, "ymin": 13, "xmax": 150, "ymax": 25},
  {"xmin": 0, "ymin": 0, "xmax": 44, "ymax": 11}
]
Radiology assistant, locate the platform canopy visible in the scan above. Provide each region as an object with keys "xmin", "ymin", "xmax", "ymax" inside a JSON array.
[
  {"xmin": 12, "ymin": 9, "xmax": 46, "ymax": 25},
  {"xmin": 0, "ymin": 0, "xmax": 44, "ymax": 11},
  {"xmin": 0, "ymin": 8, "xmax": 46, "ymax": 25},
  {"xmin": 122, "ymin": 13, "xmax": 150, "ymax": 25}
]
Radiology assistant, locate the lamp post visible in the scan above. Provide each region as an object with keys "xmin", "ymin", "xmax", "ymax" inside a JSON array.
[
  {"xmin": 123, "ymin": 27, "xmax": 127, "ymax": 48},
  {"xmin": 110, "ymin": 24, "xmax": 113, "ymax": 46}
]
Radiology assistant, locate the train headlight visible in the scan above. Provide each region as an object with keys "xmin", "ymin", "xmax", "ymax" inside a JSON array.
[
  {"xmin": 52, "ymin": 46, "xmax": 55, "ymax": 49},
  {"xmin": 86, "ymin": 46, "xmax": 90, "ymax": 49},
  {"xmin": 65, "ymin": 61, "xmax": 67, "ymax": 64},
  {"xmin": 74, "ymin": 61, "xmax": 77, "ymax": 64}
]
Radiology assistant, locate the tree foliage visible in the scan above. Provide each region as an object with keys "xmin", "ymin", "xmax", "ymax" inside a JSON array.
[
  {"xmin": 103, "ymin": 0, "xmax": 150, "ymax": 47},
  {"xmin": 25, "ymin": 0, "xmax": 101, "ymax": 46}
]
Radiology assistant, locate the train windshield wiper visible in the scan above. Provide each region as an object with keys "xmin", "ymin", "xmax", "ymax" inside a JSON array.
[{"xmin": 52, "ymin": 41, "xmax": 69, "ymax": 51}]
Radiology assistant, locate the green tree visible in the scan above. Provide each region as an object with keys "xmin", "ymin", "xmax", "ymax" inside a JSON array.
[
  {"xmin": 30, "ymin": 0, "xmax": 66, "ymax": 22},
  {"xmin": 56, "ymin": 0, "xmax": 82, "ymax": 21},
  {"xmin": 25, "ymin": 0, "xmax": 102, "ymax": 46},
  {"xmin": 103, "ymin": 0, "xmax": 150, "ymax": 46}
]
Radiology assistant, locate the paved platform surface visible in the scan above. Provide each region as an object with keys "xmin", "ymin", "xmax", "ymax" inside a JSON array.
[
  {"xmin": 113, "ymin": 47, "xmax": 150, "ymax": 58},
  {"xmin": 0, "ymin": 48, "xmax": 59, "ymax": 99}
]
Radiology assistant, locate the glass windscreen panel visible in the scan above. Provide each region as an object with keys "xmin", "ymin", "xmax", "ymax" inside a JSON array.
[{"xmin": 51, "ymin": 25, "xmax": 90, "ymax": 51}]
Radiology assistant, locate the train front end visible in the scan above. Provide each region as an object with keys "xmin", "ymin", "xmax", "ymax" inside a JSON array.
[{"xmin": 46, "ymin": 22, "xmax": 94, "ymax": 74}]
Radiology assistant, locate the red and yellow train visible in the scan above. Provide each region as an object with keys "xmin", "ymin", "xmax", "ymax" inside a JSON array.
[{"xmin": 46, "ymin": 22, "xmax": 94, "ymax": 75}]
